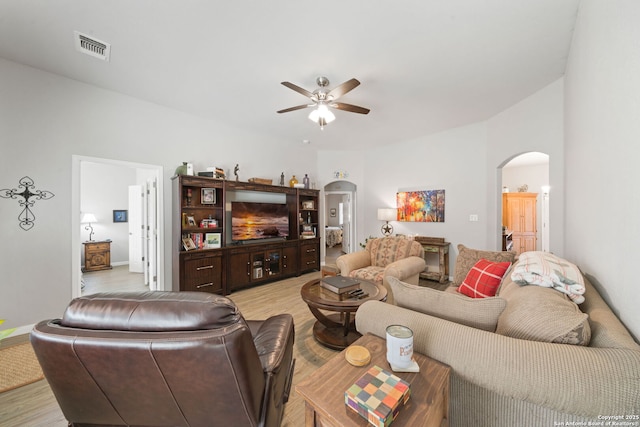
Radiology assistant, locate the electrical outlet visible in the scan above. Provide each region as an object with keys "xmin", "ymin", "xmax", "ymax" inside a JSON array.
[{"xmin": 469, "ymin": 214, "xmax": 479, "ymax": 222}]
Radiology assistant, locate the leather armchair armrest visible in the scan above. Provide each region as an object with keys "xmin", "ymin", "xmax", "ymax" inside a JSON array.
[
  {"xmin": 336, "ymin": 251, "xmax": 371, "ymax": 276},
  {"xmin": 250, "ymin": 314, "xmax": 294, "ymax": 374}
]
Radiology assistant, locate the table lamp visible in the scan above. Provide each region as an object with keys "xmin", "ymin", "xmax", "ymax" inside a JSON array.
[
  {"xmin": 377, "ymin": 208, "xmax": 396, "ymax": 236},
  {"xmin": 81, "ymin": 213, "xmax": 97, "ymax": 241}
]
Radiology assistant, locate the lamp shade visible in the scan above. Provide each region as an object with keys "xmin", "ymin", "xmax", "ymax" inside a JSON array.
[
  {"xmin": 308, "ymin": 103, "xmax": 336, "ymax": 125},
  {"xmin": 81, "ymin": 213, "xmax": 97, "ymax": 223},
  {"xmin": 377, "ymin": 208, "xmax": 396, "ymax": 222}
]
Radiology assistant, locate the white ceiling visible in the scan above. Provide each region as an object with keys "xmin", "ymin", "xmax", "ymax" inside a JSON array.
[{"xmin": 0, "ymin": 0, "xmax": 579, "ymax": 150}]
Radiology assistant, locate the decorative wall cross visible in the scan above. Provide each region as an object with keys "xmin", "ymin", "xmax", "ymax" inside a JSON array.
[{"xmin": 1, "ymin": 176, "xmax": 55, "ymax": 230}]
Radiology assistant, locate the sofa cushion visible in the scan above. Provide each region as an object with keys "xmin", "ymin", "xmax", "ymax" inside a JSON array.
[
  {"xmin": 453, "ymin": 244, "xmax": 516, "ymax": 286},
  {"xmin": 458, "ymin": 259, "xmax": 511, "ymax": 298},
  {"xmin": 367, "ymin": 237, "xmax": 423, "ymax": 268},
  {"xmin": 349, "ymin": 266, "xmax": 385, "ymax": 284},
  {"xmin": 496, "ymin": 281, "xmax": 591, "ymax": 345},
  {"xmin": 388, "ymin": 277, "xmax": 507, "ymax": 332}
]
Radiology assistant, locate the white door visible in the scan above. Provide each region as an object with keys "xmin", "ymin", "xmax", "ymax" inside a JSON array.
[
  {"xmin": 128, "ymin": 185, "xmax": 144, "ymax": 273},
  {"xmin": 541, "ymin": 191, "xmax": 550, "ymax": 252},
  {"xmin": 341, "ymin": 194, "xmax": 352, "ymax": 253},
  {"xmin": 146, "ymin": 179, "xmax": 158, "ymax": 291}
]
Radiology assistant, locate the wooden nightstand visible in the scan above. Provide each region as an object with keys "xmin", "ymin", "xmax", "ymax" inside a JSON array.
[{"xmin": 82, "ymin": 240, "xmax": 112, "ymax": 272}]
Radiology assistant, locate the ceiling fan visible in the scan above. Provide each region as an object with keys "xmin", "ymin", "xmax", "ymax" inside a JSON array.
[{"xmin": 277, "ymin": 76, "xmax": 370, "ymax": 129}]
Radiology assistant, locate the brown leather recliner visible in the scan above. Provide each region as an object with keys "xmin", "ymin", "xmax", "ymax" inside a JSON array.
[{"xmin": 30, "ymin": 291, "xmax": 295, "ymax": 427}]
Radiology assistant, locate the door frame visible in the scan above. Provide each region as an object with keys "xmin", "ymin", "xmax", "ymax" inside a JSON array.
[
  {"xmin": 499, "ymin": 152, "xmax": 549, "ymax": 252},
  {"xmin": 323, "ymin": 180, "xmax": 357, "ymax": 259},
  {"xmin": 71, "ymin": 155, "xmax": 165, "ymax": 297}
]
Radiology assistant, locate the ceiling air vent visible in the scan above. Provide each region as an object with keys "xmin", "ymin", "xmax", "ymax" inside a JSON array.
[{"xmin": 74, "ymin": 31, "xmax": 110, "ymax": 62}]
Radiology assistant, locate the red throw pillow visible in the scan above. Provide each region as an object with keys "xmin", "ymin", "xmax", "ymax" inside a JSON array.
[{"xmin": 459, "ymin": 259, "xmax": 511, "ymax": 298}]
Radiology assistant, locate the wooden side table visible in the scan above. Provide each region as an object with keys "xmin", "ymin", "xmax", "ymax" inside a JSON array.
[
  {"xmin": 416, "ymin": 237, "xmax": 450, "ymax": 283},
  {"xmin": 297, "ymin": 333, "xmax": 450, "ymax": 427},
  {"xmin": 82, "ymin": 240, "xmax": 112, "ymax": 272},
  {"xmin": 300, "ymin": 279, "xmax": 387, "ymax": 350}
]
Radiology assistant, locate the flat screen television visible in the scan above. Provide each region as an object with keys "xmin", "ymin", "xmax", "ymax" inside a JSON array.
[{"xmin": 231, "ymin": 201, "xmax": 289, "ymax": 242}]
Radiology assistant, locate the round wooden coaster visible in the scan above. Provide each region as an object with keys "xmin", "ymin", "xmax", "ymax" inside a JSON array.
[{"xmin": 345, "ymin": 345, "xmax": 371, "ymax": 367}]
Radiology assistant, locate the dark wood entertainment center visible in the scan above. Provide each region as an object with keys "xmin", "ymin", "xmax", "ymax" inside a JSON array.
[{"xmin": 172, "ymin": 175, "xmax": 320, "ymax": 294}]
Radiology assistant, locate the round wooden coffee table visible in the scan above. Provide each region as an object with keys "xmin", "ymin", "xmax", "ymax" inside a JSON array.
[{"xmin": 300, "ymin": 278, "xmax": 387, "ymax": 350}]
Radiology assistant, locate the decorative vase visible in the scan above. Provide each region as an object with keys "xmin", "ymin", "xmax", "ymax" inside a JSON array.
[
  {"xmin": 289, "ymin": 175, "xmax": 298, "ymax": 188},
  {"xmin": 303, "ymin": 174, "xmax": 310, "ymax": 189},
  {"xmin": 175, "ymin": 162, "xmax": 188, "ymax": 176}
]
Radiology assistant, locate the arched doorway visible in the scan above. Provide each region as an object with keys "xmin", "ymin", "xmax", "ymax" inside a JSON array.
[
  {"xmin": 323, "ymin": 181, "xmax": 357, "ymax": 264},
  {"xmin": 500, "ymin": 152, "xmax": 549, "ymax": 253}
]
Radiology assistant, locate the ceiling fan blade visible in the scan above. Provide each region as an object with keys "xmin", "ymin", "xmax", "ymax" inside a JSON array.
[
  {"xmin": 327, "ymin": 78, "xmax": 360, "ymax": 100},
  {"xmin": 281, "ymin": 81, "xmax": 314, "ymax": 99},
  {"xmin": 277, "ymin": 104, "xmax": 313, "ymax": 114},
  {"xmin": 331, "ymin": 102, "xmax": 370, "ymax": 115}
]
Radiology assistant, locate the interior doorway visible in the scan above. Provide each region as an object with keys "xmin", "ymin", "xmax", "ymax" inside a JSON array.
[
  {"xmin": 71, "ymin": 155, "xmax": 165, "ymax": 297},
  {"xmin": 323, "ymin": 181, "xmax": 357, "ymax": 264},
  {"xmin": 500, "ymin": 152, "xmax": 549, "ymax": 253}
]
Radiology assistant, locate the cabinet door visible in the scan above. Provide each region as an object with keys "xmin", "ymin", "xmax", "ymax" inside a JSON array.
[
  {"xmin": 265, "ymin": 250, "xmax": 282, "ymax": 277},
  {"xmin": 228, "ymin": 252, "xmax": 252, "ymax": 291},
  {"xmin": 521, "ymin": 235, "xmax": 537, "ymax": 253},
  {"xmin": 521, "ymin": 197, "xmax": 537, "ymax": 233},
  {"xmin": 282, "ymin": 246, "xmax": 298, "ymax": 276},
  {"xmin": 505, "ymin": 197, "xmax": 524, "ymax": 232},
  {"xmin": 182, "ymin": 255, "xmax": 222, "ymax": 293}
]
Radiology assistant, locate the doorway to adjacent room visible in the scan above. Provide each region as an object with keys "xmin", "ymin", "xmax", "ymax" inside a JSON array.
[
  {"xmin": 71, "ymin": 155, "xmax": 165, "ymax": 297},
  {"xmin": 323, "ymin": 181, "xmax": 357, "ymax": 265}
]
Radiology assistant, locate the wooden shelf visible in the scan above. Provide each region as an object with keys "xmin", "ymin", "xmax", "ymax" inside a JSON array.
[{"xmin": 172, "ymin": 176, "xmax": 320, "ymax": 295}]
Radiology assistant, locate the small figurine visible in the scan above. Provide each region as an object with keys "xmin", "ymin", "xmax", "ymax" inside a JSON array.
[
  {"xmin": 280, "ymin": 172, "xmax": 285, "ymax": 186},
  {"xmin": 234, "ymin": 164, "xmax": 239, "ymax": 181}
]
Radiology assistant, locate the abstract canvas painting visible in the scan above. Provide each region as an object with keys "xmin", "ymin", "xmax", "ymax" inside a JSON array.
[{"xmin": 396, "ymin": 190, "xmax": 445, "ymax": 222}]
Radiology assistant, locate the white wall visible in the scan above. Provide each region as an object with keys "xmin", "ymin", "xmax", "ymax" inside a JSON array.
[
  {"xmin": 361, "ymin": 122, "xmax": 489, "ymax": 271},
  {"xmin": 0, "ymin": 58, "xmax": 317, "ymax": 330},
  {"xmin": 486, "ymin": 79, "xmax": 565, "ymax": 256},
  {"xmin": 502, "ymin": 163, "xmax": 548, "ymax": 195},
  {"xmin": 564, "ymin": 0, "xmax": 640, "ymax": 339}
]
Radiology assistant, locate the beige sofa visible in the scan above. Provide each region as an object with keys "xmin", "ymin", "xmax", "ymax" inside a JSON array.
[
  {"xmin": 355, "ymin": 246, "xmax": 640, "ymax": 426},
  {"xmin": 336, "ymin": 236, "xmax": 426, "ymax": 304}
]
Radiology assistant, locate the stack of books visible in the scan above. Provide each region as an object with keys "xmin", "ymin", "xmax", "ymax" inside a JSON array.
[
  {"xmin": 320, "ymin": 276, "xmax": 360, "ymax": 294},
  {"xmin": 345, "ymin": 365, "xmax": 411, "ymax": 427}
]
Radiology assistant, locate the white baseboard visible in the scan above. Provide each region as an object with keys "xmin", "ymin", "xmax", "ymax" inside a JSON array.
[{"xmin": 111, "ymin": 261, "xmax": 129, "ymax": 267}]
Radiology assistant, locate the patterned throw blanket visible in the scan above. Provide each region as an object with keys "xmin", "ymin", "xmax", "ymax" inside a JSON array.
[{"xmin": 511, "ymin": 251, "xmax": 586, "ymax": 304}]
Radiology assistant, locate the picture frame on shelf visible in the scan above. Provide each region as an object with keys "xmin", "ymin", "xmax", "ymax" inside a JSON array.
[
  {"xmin": 182, "ymin": 237, "xmax": 196, "ymax": 251},
  {"xmin": 302, "ymin": 200, "xmax": 315, "ymax": 210},
  {"xmin": 113, "ymin": 210, "xmax": 128, "ymax": 223},
  {"xmin": 205, "ymin": 232, "xmax": 222, "ymax": 249},
  {"xmin": 201, "ymin": 188, "xmax": 216, "ymax": 205},
  {"xmin": 186, "ymin": 215, "xmax": 197, "ymax": 226}
]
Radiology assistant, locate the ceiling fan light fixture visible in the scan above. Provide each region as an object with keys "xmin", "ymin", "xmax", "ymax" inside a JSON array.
[
  {"xmin": 308, "ymin": 103, "xmax": 336, "ymax": 129},
  {"xmin": 280, "ymin": 76, "xmax": 368, "ymax": 129}
]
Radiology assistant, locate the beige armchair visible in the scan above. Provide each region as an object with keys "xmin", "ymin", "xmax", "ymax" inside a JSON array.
[{"xmin": 336, "ymin": 236, "xmax": 425, "ymax": 304}]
